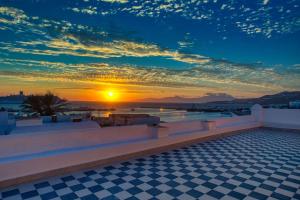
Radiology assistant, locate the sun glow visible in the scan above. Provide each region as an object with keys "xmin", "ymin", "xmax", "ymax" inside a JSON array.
[
  {"xmin": 104, "ymin": 90, "xmax": 118, "ymax": 101},
  {"xmin": 108, "ymin": 91, "xmax": 114, "ymax": 97}
]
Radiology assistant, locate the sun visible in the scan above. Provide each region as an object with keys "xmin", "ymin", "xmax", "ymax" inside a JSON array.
[
  {"xmin": 104, "ymin": 90, "xmax": 118, "ymax": 101},
  {"xmin": 107, "ymin": 91, "xmax": 114, "ymax": 97}
]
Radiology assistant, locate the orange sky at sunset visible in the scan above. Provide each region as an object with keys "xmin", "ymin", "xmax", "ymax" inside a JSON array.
[{"xmin": 0, "ymin": 76, "xmax": 273, "ymax": 102}]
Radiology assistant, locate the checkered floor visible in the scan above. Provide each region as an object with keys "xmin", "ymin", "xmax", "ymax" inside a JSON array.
[{"xmin": 1, "ymin": 128, "xmax": 300, "ymax": 200}]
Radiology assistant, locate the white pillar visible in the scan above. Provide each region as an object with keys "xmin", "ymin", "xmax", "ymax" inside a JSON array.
[
  {"xmin": 202, "ymin": 120, "xmax": 216, "ymax": 131},
  {"xmin": 251, "ymin": 104, "xmax": 264, "ymax": 123},
  {"xmin": 148, "ymin": 126, "xmax": 169, "ymax": 139},
  {"xmin": 0, "ymin": 111, "xmax": 9, "ymax": 135}
]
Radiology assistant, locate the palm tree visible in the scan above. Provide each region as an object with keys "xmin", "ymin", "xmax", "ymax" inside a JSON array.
[{"xmin": 22, "ymin": 92, "xmax": 68, "ymax": 116}]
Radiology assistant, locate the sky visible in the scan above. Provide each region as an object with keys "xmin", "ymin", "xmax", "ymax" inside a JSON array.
[{"xmin": 0, "ymin": 0, "xmax": 300, "ymax": 102}]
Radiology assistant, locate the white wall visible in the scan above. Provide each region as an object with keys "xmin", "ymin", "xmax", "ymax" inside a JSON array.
[
  {"xmin": 263, "ymin": 108, "xmax": 300, "ymax": 129},
  {"xmin": 250, "ymin": 104, "xmax": 300, "ymax": 129},
  {"xmin": 0, "ymin": 115, "xmax": 261, "ymax": 161},
  {"xmin": 2, "ymin": 106, "xmax": 300, "ymax": 188},
  {"xmin": 161, "ymin": 120, "xmax": 205, "ymax": 136},
  {"xmin": 0, "ymin": 124, "xmax": 153, "ymax": 159},
  {"xmin": 215, "ymin": 115, "xmax": 257, "ymax": 128},
  {"xmin": 2, "ymin": 105, "xmax": 299, "ymax": 164}
]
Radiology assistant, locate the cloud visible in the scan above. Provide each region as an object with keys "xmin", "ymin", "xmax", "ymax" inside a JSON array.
[
  {"xmin": 1, "ymin": 6, "xmax": 204, "ymax": 63},
  {"xmin": 69, "ymin": 6, "xmax": 98, "ymax": 15},
  {"xmin": 0, "ymin": 7, "xmax": 28, "ymax": 25},
  {"xmin": 0, "ymin": 5, "xmax": 299, "ymax": 98},
  {"xmin": 263, "ymin": 0, "xmax": 270, "ymax": 5},
  {"xmin": 1, "ymin": 58, "xmax": 299, "ymax": 95},
  {"xmin": 1, "ymin": 33, "xmax": 210, "ymax": 64},
  {"xmin": 72, "ymin": 0, "xmax": 299, "ymax": 38},
  {"xmin": 100, "ymin": 0, "xmax": 128, "ymax": 3}
]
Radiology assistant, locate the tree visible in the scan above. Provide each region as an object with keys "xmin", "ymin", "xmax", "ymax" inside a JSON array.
[{"xmin": 22, "ymin": 92, "xmax": 68, "ymax": 116}]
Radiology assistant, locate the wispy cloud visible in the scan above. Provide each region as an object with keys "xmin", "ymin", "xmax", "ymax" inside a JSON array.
[
  {"xmin": 63, "ymin": 0, "xmax": 300, "ymax": 38},
  {"xmin": 0, "ymin": 5, "xmax": 299, "ymax": 98},
  {"xmin": 100, "ymin": 0, "xmax": 128, "ymax": 3},
  {"xmin": 263, "ymin": 0, "xmax": 270, "ymax": 5},
  {"xmin": 1, "ymin": 33, "xmax": 210, "ymax": 64},
  {"xmin": 1, "ymin": 58, "xmax": 299, "ymax": 96}
]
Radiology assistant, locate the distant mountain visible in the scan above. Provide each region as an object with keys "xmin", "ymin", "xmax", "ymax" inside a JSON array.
[
  {"xmin": 141, "ymin": 91, "xmax": 300, "ymax": 105},
  {"xmin": 232, "ymin": 91, "xmax": 300, "ymax": 105},
  {"xmin": 142, "ymin": 93, "xmax": 235, "ymax": 103}
]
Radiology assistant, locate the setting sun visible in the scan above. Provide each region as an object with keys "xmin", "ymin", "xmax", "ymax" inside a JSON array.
[
  {"xmin": 104, "ymin": 90, "xmax": 118, "ymax": 101},
  {"xmin": 107, "ymin": 91, "xmax": 114, "ymax": 97}
]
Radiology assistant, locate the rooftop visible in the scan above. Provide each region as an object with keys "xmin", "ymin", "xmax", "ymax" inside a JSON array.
[
  {"xmin": 0, "ymin": 105, "xmax": 300, "ymax": 199},
  {"xmin": 1, "ymin": 128, "xmax": 300, "ymax": 200}
]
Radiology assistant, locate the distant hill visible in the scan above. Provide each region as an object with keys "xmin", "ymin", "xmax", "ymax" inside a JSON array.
[
  {"xmin": 141, "ymin": 91, "xmax": 300, "ymax": 105},
  {"xmin": 232, "ymin": 91, "xmax": 300, "ymax": 105},
  {"xmin": 142, "ymin": 93, "xmax": 235, "ymax": 103}
]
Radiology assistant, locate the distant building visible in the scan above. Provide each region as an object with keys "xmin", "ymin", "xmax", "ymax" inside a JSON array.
[
  {"xmin": 289, "ymin": 100, "xmax": 300, "ymax": 109},
  {"xmin": 0, "ymin": 91, "xmax": 27, "ymax": 104}
]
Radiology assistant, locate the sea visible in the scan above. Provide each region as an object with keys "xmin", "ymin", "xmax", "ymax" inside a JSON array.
[{"xmin": 0, "ymin": 101, "xmax": 232, "ymax": 122}]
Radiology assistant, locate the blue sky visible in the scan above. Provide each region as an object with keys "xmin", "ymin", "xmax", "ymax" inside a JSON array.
[{"xmin": 0, "ymin": 0, "xmax": 299, "ymax": 100}]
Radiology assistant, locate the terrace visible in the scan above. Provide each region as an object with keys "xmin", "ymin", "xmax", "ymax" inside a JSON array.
[{"xmin": 0, "ymin": 105, "xmax": 300, "ymax": 199}]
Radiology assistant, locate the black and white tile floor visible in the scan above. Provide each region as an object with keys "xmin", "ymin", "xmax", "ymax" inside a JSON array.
[{"xmin": 1, "ymin": 128, "xmax": 300, "ymax": 200}]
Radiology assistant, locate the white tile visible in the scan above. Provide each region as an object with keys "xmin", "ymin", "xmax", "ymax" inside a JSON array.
[
  {"xmin": 119, "ymin": 182, "xmax": 134, "ymax": 190},
  {"xmin": 234, "ymin": 187, "xmax": 252, "ymax": 195},
  {"xmin": 275, "ymin": 188, "xmax": 294, "ymax": 197},
  {"xmin": 94, "ymin": 190, "xmax": 111, "ymax": 199},
  {"xmin": 137, "ymin": 183, "xmax": 152, "ymax": 191},
  {"xmin": 37, "ymin": 187, "xmax": 54, "ymax": 194},
  {"xmin": 199, "ymin": 194, "xmax": 218, "ymax": 200},
  {"xmin": 215, "ymin": 186, "xmax": 231, "ymax": 194},
  {"xmin": 101, "ymin": 182, "xmax": 115, "ymax": 189},
  {"xmin": 75, "ymin": 188, "xmax": 92, "ymax": 197},
  {"xmin": 55, "ymin": 188, "xmax": 73, "ymax": 196},
  {"xmin": 156, "ymin": 184, "xmax": 172, "ymax": 192},
  {"xmin": 134, "ymin": 192, "xmax": 153, "ymax": 200},
  {"xmin": 253, "ymin": 187, "xmax": 272, "ymax": 196},
  {"xmin": 177, "ymin": 193, "xmax": 196, "ymax": 200},
  {"xmin": 2, "ymin": 195, "xmax": 23, "ymax": 200},
  {"xmin": 175, "ymin": 185, "xmax": 190, "ymax": 193},
  {"xmin": 156, "ymin": 193, "xmax": 174, "ymax": 200},
  {"xmin": 114, "ymin": 191, "xmax": 132, "ymax": 200},
  {"xmin": 194, "ymin": 185, "xmax": 211, "ymax": 193}
]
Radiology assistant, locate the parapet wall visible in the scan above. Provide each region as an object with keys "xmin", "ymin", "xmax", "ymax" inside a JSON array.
[
  {"xmin": 0, "ymin": 106, "xmax": 300, "ymax": 188},
  {"xmin": 263, "ymin": 109, "xmax": 300, "ymax": 129},
  {"xmin": 251, "ymin": 104, "xmax": 300, "ymax": 129}
]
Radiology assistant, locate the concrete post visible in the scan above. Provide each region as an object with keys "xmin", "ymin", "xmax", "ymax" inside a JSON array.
[
  {"xmin": 0, "ymin": 111, "xmax": 8, "ymax": 135},
  {"xmin": 202, "ymin": 120, "xmax": 216, "ymax": 131},
  {"xmin": 251, "ymin": 104, "xmax": 264, "ymax": 123},
  {"xmin": 148, "ymin": 126, "xmax": 169, "ymax": 139}
]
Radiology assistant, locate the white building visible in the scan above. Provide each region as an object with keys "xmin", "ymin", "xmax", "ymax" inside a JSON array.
[{"xmin": 289, "ymin": 100, "xmax": 300, "ymax": 109}]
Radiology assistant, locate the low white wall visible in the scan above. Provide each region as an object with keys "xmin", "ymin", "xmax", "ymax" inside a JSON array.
[
  {"xmin": 161, "ymin": 120, "xmax": 205, "ymax": 136},
  {"xmin": 250, "ymin": 104, "xmax": 300, "ymax": 129},
  {"xmin": 3, "ymin": 106, "xmax": 300, "ymax": 187},
  {"xmin": 215, "ymin": 115, "xmax": 256, "ymax": 128},
  {"xmin": 3, "ymin": 105, "xmax": 299, "ymax": 163},
  {"xmin": 0, "ymin": 124, "xmax": 153, "ymax": 159},
  {"xmin": 0, "ymin": 114, "xmax": 261, "ymax": 161},
  {"xmin": 262, "ymin": 108, "xmax": 300, "ymax": 129}
]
